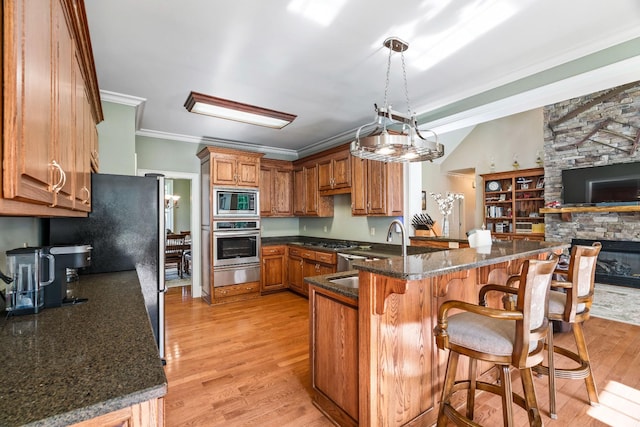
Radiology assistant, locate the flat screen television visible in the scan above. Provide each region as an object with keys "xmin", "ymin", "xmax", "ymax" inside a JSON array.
[{"xmin": 562, "ymin": 162, "xmax": 640, "ymax": 205}]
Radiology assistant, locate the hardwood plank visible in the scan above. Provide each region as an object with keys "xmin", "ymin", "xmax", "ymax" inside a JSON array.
[
  {"xmin": 165, "ymin": 287, "xmax": 640, "ymax": 426},
  {"xmin": 164, "ymin": 287, "xmax": 333, "ymax": 427}
]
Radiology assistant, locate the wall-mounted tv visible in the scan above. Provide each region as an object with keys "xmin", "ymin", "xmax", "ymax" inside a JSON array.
[{"xmin": 562, "ymin": 162, "xmax": 640, "ymax": 205}]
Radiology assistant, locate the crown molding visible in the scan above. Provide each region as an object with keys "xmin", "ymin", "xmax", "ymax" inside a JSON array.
[
  {"xmin": 100, "ymin": 90, "xmax": 147, "ymax": 131},
  {"xmin": 135, "ymin": 129, "xmax": 299, "ymax": 160}
]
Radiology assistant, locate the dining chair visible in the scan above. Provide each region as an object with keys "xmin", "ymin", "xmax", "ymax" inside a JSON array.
[
  {"xmin": 532, "ymin": 242, "xmax": 602, "ymax": 419},
  {"xmin": 435, "ymin": 257, "xmax": 558, "ymax": 427},
  {"xmin": 165, "ymin": 233, "xmax": 186, "ymax": 278}
]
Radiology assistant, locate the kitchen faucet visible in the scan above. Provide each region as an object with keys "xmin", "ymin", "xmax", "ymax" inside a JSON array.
[{"xmin": 387, "ymin": 219, "xmax": 407, "ymax": 257}]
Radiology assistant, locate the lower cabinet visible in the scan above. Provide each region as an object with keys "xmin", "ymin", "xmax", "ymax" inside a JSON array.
[
  {"xmin": 287, "ymin": 246, "xmax": 337, "ymax": 297},
  {"xmin": 213, "ymin": 281, "xmax": 260, "ymax": 303},
  {"xmin": 287, "ymin": 247, "xmax": 305, "ymax": 294},
  {"xmin": 309, "ymin": 285, "xmax": 359, "ymax": 427},
  {"xmin": 261, "ymin": 245, "xmax": 287, "ymax": 293},
  {"xmin": 69, "ymin": 398, "xmax": 164, "ymax": 427}
]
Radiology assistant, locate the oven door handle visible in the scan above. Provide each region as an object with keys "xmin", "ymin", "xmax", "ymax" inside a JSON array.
[{"xmin": 214, "ymin": 231, "xmax": 259, "ymax": 237}]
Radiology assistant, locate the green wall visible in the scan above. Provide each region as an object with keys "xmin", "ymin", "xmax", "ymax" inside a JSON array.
[
  {"xmin": 136, "ymin": 136, "xmax": 201, "ymax": 174},
  {"xmin": 98, "ymin": 102, "xmax": 136, "ymax": 175}
]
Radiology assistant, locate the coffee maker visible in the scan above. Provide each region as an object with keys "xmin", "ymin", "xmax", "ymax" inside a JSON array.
[
  {"xmin": 4, "ymin": 247, "xmax": 55, "ymax": 315},
  {"xmin": 42, "ymin": 245, "xmax": 92, "ymax": 307}
]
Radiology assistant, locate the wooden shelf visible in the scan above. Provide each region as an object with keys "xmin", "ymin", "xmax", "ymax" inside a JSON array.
[{"xmin": 540, "ymin": 205, "xmax": 640, "ymax": 214}]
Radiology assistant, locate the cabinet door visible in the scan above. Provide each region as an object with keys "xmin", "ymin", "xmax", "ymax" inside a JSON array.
[
  {"xmin": 212, "ymin": 156, "xmax": 237, "ymax": 186},
  {"xmin": 259, "ymin": 167, "xmax": 274, "ymax": 216},
  {"xmin": 3, "ymin": 0, "xmax": 55, "ymax": 206},
  {"xmin": 304, "ymin": 164, "xmax": 319, "ymax": 216},
  {"xmin": 287, "ymin": 255, "xmax": 304, "ymax": 293},
  {"xmin": 52, "ymin": 0, "xmax": 75, "ymax": 209},
  {"xmin": 262, "ymin": 254, "xmax": 286, "ymax": 292},
  {"xmin": 312, "ymin": 292, "xmax": 359, "ymax": 421},
  {"xmin": 351, "ymin": 157, "xmax": 368, "ymax": 215},
  {"xmin": 236, "ymin": 156, "xmax": 259, "ymax": 187},
  {"xmin": 273, "ymin": 168, "xmax": 293, "ymax": 216},
  {"xmin": 331, "ymin": 150, "xmax": 351, "ymax": 190},
  {"xmin": 367, "ymin": 160, "xmax": 388, "ymax": 215},
  {"xmin": 293, "ymin": 168, "xmax": 306, "ymax": 215},
  {"xmin": 317, "ymin": 157, "xmax": 333, "ymax": 192},
  {"xmin": 73, "ymin": 60, "xmax": 92, "ymax": 211}
]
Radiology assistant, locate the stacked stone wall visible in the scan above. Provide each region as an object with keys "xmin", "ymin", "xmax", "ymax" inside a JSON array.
[{"xmin": 543, "ymin": 82, "xmax": 640, "ymax": 242}]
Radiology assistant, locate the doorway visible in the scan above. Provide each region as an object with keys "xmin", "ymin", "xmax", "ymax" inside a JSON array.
[{"xmin": 138, "ymin": 169, "xmax": 201, "ymax": 298}]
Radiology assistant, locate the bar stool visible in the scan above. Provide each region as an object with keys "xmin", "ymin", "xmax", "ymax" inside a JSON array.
[
  {"xmin": 533, "ymin": 242, "xmax": 602, "ymax": 419},
  {"xmin": 435, "ymin": 257, "xmax": 558, "ymax": 427}
]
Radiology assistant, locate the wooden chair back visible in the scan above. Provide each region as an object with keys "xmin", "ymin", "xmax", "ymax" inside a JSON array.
[
  {"xmin": 559, "ymin": 242, "xmax": 602, "ymax": 322},
  {"xmin": 512, "ymin": 258, "xmax": 558, "ymax": 368}
]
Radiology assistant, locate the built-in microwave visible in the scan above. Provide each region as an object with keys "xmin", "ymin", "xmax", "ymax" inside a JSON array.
[{"xmin": 213, "ymin": 188, "xmax": 259, "ymax": 217}]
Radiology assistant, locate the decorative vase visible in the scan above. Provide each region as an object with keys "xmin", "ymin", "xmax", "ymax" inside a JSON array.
[{"xmin": 442, "ymin": 215, "xmax": 450, "ymax": 238}]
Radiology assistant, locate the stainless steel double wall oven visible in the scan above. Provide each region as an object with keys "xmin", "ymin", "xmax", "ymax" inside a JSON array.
[{"xmin": 212, "ymin": 188, "xmax": 260, "ymax": 288}]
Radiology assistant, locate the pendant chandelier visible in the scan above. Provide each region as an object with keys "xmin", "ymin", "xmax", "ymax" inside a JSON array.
[{"xmin": 350, "ymin": 37, "xmax": 444, "ymax": 163}]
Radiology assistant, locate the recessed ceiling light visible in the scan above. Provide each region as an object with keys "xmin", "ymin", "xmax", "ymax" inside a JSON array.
[{"xmin": 184, "ymin": 91, "xmax": 297, "ymax": 129}]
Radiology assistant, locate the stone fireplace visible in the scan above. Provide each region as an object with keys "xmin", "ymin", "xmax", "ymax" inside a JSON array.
[{"xmin": 543, "ymin": 81, "xmax": 640, "ymax": 286}]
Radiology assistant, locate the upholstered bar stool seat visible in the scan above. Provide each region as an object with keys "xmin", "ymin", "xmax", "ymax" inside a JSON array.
[
  {"xmin": 435, "ymin": 258, "xmax": 558, "ymax": 427},
  {"xmin": 533, "ymin": 242, "xmax": 602, "ymax": 419}
]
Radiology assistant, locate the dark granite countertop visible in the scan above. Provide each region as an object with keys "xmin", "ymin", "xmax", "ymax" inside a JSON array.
[
  {"xmin": 409, "ymin": 236, "xmax": 468, "ymax": 243},
  {"xmin": 261, "ymin": 235, "xmax": 442, "ymax": 258},
  {"xmin": 355, "ymin": 240, "xmax": 569, "ymax": 280},
  {"xmin": 305, "ymin": 271, "xmax": 360, "ymax": 301},
  {"xmin": 0, "ymin": 271, "xmax": 167, "ymax": 427},
  {"xmin": 305, "ymin": 240, "xmax": 569, "ymax": 298}
]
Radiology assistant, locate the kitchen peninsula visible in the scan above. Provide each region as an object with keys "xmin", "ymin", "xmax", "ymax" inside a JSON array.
[
  {"xmin": 306, "ymin": 239, "xmax": 568, "ymax": 427},
  {"xmin": 0, "ymin": 271, "xmax": 167, "ymax": 427}
]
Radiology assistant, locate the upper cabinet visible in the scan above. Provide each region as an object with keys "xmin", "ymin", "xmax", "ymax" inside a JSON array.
[
  {"xmin": 351, "ymin": 157, "xmax": 403, "ymax": 216},
  {"xmin": 210, "ymin": 148, "xmax": 262, "ymax": 188},
  {"xmin": 292, "ymin": 162, "xmax": 334, "ymax": 217},
  {"xmin": 481, "ymin": 168, "xmax": 545, "ymax": 241},
  {"xmin": 1, "ymin": 0, "xmax": 103, "ymax": 217},
  {"xmin": 260, "ymin": 159, "xmax": 293, "ymax": 217},
  {"xmin": 317, "ymin": 145, "xmax": 351, "ymax": 195}
]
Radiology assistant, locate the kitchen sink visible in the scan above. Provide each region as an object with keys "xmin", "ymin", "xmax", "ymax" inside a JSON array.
[{"xmin": 329, "ymin": 276, "xmax": 359, "ymax": 288}]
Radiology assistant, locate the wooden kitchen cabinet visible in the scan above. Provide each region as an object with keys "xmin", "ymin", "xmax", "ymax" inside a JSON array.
[
  {"xmin": 209, "ymin": 147, "xmax": 263, "ymax": 188},
  {"xmin": 261, "ymin": 245, "xmax": 287, "ymax": 293},
  {"xmin": 292, "ymin": 163, "xmax": 334, "ymax": 217},
  {"xmin": 317, "ymin": 145, "xmax": 351, "ymax": 195},
  {"xmin": 69, "ymin": 398, "xmax": 163, "ymax": 427},
  {"xmin": 197, "ymin": 147, "xmax": 263, "ymax": 304},
  {"xmin": 351, "ymin": 157, "xmax": 403, "ymax": 216},
  {"xmin": 287, "ymin": 246, "xmax": 336, "ymax": 296},
  {"xmin": 287, "ymin": 247, "xmax": 305, "ymax": 294},
  {"xmin": 1, "ymin": 0, "xmax": 102, "ymax": 217},
  {"xmin": 260, "ymin": 159, "xmax": 293, "ymax": 216},
  {"xmin": 309, "ymin": 285, "xmax": 359, "ymax": 427},
  {"xmin": 481, "ymin": 167, "xmax": 545, "ymax": 241}
]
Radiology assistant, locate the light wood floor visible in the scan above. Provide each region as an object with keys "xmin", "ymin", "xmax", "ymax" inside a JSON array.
[{"xmin": 164, "ymin": 287, "xmax": 640, "ymax": 427}]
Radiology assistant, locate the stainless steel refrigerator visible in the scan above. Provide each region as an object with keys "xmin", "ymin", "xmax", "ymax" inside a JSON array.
[{"xmin": 44, "ymin": 173, "xmax": 166, "ymax": 359}]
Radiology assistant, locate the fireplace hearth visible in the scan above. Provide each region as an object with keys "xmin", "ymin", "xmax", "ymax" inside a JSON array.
[{"xmin": 572, "ymin": 239, "xmax": 640, "ymax": 289}]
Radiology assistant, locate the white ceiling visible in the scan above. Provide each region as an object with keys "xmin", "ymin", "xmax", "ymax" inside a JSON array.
[{"xmin": 85, "ymin": 0, "xmax": 640, "ymax": 158}]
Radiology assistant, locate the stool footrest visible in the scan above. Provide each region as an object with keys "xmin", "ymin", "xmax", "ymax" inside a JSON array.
[{"xmin": 533, "ymin": 345, "xmax": 591, "ymax": 380}]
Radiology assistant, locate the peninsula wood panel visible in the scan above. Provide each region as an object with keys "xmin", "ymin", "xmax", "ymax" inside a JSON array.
[{"xmin": 310, "ymin": 288, "xmax": 359, "ymax": 425}]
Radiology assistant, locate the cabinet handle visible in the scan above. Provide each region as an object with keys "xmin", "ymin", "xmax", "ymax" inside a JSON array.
[
  {"xmin": 49, "ymin": 160, "xmax": 64, "ymax": 193},
  {"xmin": 81, "ymin": 186, "xmax": 91, "ymax": 204}
]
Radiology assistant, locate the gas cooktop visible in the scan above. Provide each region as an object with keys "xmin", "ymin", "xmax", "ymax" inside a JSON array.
[{"xmin": 302, "ymin": 241, "xmax": 358, "ymax": 250}]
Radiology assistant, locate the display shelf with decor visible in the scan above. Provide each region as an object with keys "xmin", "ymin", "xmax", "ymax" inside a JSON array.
[{"xmin": 481, "ymin": 168, "xmax": 545, "ymax": 241}]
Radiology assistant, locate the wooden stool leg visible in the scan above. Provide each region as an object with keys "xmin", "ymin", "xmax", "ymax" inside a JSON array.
[
  {"xmin": 466, "ymin": 358, "xmax": 478, "ymax": 420},
  {"xmin": 547, "ymin": 326, "xmax": 558, "ymax": 419},
  {"xmin": 500, "ymin": 365, "xmax": 514, "ymax": 427},
  {"xmin": 573, "ymin": 322, "xmax": 599, "ymax": 405},
  {"xmin": 438, "ymin": 352, "xmax": 459, "ymax": 427},
  {"xmin": 521, "ymin": 367, "xmax": 543, "ymax": 427}
]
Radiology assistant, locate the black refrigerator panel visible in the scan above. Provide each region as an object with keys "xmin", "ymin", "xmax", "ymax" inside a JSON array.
[{"xmin": 45, "ymin": 173, "xmax": 163, "ymax": 355}]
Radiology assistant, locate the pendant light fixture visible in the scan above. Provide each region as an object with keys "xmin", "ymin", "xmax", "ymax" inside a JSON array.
[{"xmin": 350, "ymin": 37, "xmax": 444, "ymax": 163}]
